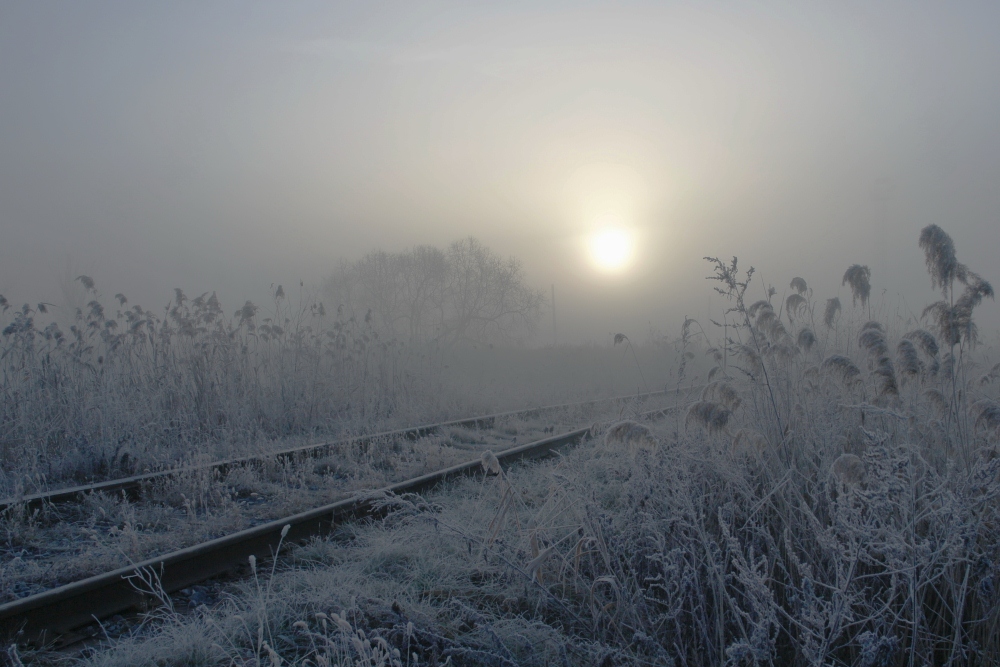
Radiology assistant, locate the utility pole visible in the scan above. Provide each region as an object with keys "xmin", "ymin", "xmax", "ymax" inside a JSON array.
[{"xmin": 551, "ymin": 284, "xmax": 557, "ymax": 346}]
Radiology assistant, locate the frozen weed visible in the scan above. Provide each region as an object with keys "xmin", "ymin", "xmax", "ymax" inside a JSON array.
[
  {"xmin": 15, "ymin": 225, "xmax": 1000, "ymax": 666},
  {"xmin": 603, "ymin": 421, "xmax": 658, "ymax": 456}
]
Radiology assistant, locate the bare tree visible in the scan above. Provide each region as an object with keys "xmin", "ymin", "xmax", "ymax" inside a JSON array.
[
  {"xmin": 323, "ymin": 238, "xmax": 543, "ymax": 346},
  {"xmin": 354, "ymin": 250, "xmax": 406, "ymax": 338},
  {"xmin": 441, "ymin": 237, "xmax": 543, "ymax": 345},
  {"xmin": 398, "ymin": 245, "xmax": 448, "ymax": 342}
]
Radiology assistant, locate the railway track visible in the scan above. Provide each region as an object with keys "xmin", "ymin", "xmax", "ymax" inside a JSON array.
[
  {"xmin": 0, "ymin": 389, "xmax": 668, "ymax": 513},
  {"xmin": 0, "ymin": 394, "xmax": 693, "ymax": 649}
]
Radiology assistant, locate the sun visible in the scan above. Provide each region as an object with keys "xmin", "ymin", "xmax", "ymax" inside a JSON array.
[{"xmin": 588, "ymin": 227, "xmax": 634, "ymax": 273}]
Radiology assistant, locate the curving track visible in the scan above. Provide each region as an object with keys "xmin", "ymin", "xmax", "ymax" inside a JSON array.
[
  {"xmin": 0, "ymin": 391, "xmax": 694, "ymax": 648},
  {"xmin": 0, "ymin": 390, "xmax": 669, "ymax": 513}
]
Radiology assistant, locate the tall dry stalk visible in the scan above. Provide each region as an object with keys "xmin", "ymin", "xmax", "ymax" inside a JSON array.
[{"xmin": 705, "ymin": 257, "xmax": 787, "ymax": 460}]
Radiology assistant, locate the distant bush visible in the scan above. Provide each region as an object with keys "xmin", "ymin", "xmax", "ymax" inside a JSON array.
[{"xmin": 323, "ymin": 237, "xmax": 545, "ymax": 346}]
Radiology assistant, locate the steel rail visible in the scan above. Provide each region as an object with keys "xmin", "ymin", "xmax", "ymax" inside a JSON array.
[
  {"xmin": 0, "ymin": 389, "xmax": 672, "ymax": 513},
  {"xmin": 0, "ymin": 399, "xmax": 688, "ymax": 647}
]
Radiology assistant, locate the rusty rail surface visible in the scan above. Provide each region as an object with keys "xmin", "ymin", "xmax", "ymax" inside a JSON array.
[{"xmin": 0, "ymin": 398, "xmax": 689, "ymax": 647}]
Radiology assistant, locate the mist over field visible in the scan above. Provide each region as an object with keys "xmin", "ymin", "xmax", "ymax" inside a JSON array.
[
  {"xmin": 4, "ymin": 4, "xmax": 1000, "ymax": 666},
  {"xmin": 1, "ymin": 2, "xmax": 999, "ymax": 343}
]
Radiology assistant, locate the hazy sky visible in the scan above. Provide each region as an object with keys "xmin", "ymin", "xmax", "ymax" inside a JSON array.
[{"xmin": 2, "ymin": 2, "xmax": 998, "ymax": 342}]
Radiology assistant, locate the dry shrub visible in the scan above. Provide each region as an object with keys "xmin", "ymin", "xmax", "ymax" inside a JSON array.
[
  {"xmin": 685, "ymin": 400, "xmax": 732, "ymax": 434},
  {"xmin": 604, "ymin": 421, "xmax": 658, "ymax": 456},
  {"xmin": 701, "ymin": 381, "xmax": 742, "ymax": 411},
  {"xmin": 732, "ymin": 428, "xmax": 768, "ymax": 456},
  {"xmin": 830, "ymin": 453, "xmax": 866, "ymax": 486}
]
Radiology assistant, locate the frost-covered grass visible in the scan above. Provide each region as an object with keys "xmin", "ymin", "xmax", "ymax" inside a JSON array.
[
  {"xmin": 8, "ymin": 225, "xmax": 1000, "ymax": 665},
  {"xmin": 0, "ymin": 282, "xmax": 670, "ymax": 498},
  {"xmin": 0, "ymin": 285, "xmax": 426, "ymax": 497},
  {"xmin": 0, "ymin": 407, "xmax": 634, "ymax": 607},
  {"xmin": 58, "ymin": 389, "xmax": 1000, "ymax": 666}
]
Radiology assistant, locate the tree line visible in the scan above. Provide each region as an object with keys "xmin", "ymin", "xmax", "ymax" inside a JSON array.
[{"xmin": 322, "ymin": 237, "xmax": 544, "ymax": 346}]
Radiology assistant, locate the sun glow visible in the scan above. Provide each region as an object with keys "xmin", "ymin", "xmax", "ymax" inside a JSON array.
[{"xmin": 588, "ymin": 227, "xmax": 634, "ymax": 273}]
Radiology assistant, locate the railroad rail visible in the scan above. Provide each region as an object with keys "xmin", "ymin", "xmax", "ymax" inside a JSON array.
[
  {"xmin": 0, "ymin": 398, "xmax": 689, "ymax": 648},
  {"xmin": 0, "ymin": 389, "xmax": 674, "ymax": 513}
]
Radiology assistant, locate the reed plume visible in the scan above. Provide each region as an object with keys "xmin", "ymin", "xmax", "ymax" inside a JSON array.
[
  {"xmin": 873, "ymin": 360, "xmax": 899, "ymax": 397},
  {"xmin": 842, "ymin": 265, "xmax": 871, "ymax": 308},
  {"xmin": 604, "ymin": 420, "xmax": 658, "ymax": 455},
  {"xmin": 821, "ymin": 354, "xmax": 861, "ymax": 386},
  {"xmin": 903, "ymin": 329, "xmax": 939, "ymax": 358},
  {"xmin": 858, "ymin": 321, "xmax": 887, "ymax": 354},
  {"xmin": 754, "ymin": 303, "xmax": 793, "ymax": 346},
  {"xmin": 796, "ymin": 328, "xmax": 816, "ymax": 352},
  {"xmin": 734, "ymin": 343, "xmax": 761, "ymax": 368},
  {"xmin": 895, "ymin": 339, "xmax": 923, "ymax": 379},
  {"xmin": 732, "ymin": 427, "xmax": 768, "ymax": 455},
  {"xmin": 918, "ymin": 224, "xmax": 960, "ymax": 296},
  {"xmin": 823, "ymin": 297, "xmax": 841, "ymax": 328},
  {"xmin": 858, "ymin": 321, "xmax": 898, "ymax": 397},
  {"xmin": 916, "ymin": 225, "xmax": 994, "ymax": 348},
  {"xmin": 785, "ymin": 293, "xmax": 807, "ymax": 322},
  {"xmin": 831, "ymin": 453, "xmax": 866, "ymax": 486},
  {"xmin": 237, "ymin": 301, "xmax": 258, "ymax": 323},
  {"xmin": 940, "ymin": 352, "xmax": 955, "ymax": 379},
  {"xmin": 685, "ymin": 400, "xmax": 732, "ymax": 434},
  {"xmin": 769, "ymin": 341, "xmax": 800, "ymax": 363},
  {"xmin": 952, "ymin": 272, "xmax": 994, "ymax": 344},
  {"xmin": 922, "ymin": 273, "xmax": 994, "ymax": 347},
  {"xmin": 701, "ymin": 381, "xmax": 742, "ymax": 411},
  {"xmin": 76, "ymin": 275, "xmax": 96, "ymax": 292},
  {"xmin": 790, "ymin": 277, "xmax": 808, "ymax": 294},
  {"xmin": 970, "ymin": 400, "xmax": 1000, "ymax": 435},
  {"xmin": 747, "ymin": 300, "xmax": 772, "ymax": 319},
  {"xmin": 924, "ymin": 388, "xmax": 949, "ymax": 417},
  {"xmin": 904, "ymin": 329, "xmax": 940, "ymax": 375}
]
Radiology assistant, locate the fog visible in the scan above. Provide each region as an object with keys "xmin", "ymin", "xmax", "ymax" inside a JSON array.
[{"xmin": 2, "ymin": 2, "xmax": 998, "ymax": 343}]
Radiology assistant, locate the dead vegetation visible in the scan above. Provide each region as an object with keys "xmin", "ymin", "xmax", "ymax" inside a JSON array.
[{"xmin": 7, "ymin": 225, "xmax": 1000, "ymax": 667}]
